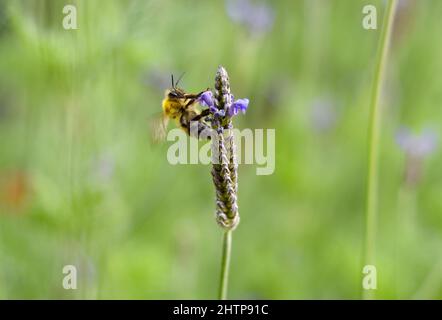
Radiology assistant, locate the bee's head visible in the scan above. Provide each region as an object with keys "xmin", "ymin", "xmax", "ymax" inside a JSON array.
[
  {"xmin": 167, "ymin": 87, "xmax": 184, "ymax": 99},
  {"xmin": 165, "ymin": 74, "xmax": 184, "ymax": 98}
]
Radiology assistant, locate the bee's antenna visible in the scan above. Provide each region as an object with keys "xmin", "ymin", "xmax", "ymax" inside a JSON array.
[
  {"xmin": 171, "ymin": 74, "xmax": 175, "ymax": 88},
  {"xmin": 175, "ymin": 72, "xmax": 185, "ymax": 87}
]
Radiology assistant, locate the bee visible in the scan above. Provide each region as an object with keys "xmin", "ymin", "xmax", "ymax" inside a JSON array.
[{"xmin": 151, "ymin": 74, "xmax": 211, "ymax": 142}]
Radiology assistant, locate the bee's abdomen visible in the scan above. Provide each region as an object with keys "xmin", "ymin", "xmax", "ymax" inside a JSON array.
[{"xmin": 179, "ymin": 113, "xmax": 211, "ymax": 140}]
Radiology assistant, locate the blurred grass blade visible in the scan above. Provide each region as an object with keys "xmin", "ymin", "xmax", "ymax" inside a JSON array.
[{"xmin": 363, "ymin": 0, "xmax": 398, "ymax": 300}]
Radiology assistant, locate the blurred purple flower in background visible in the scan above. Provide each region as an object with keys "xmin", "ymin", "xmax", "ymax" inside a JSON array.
[
  {"xmin": 225, "ymin": 0, "xmax": 275, "ymax": 36},
  {"xmin": 310, "ymin": 98, "xmax": 338, "ymax": 133},
  {"xmin": 395, "ymin": 127, "xmax": 438, "ymax": 187},
  {"xmin": 92, "ymin": 152, "xmax": 115, "ymax": 184},
  {"xmin": 396, "ymin": 127, "xmax": 438, "ymax": 158},
  {"xmin": 142, "ymin": 68, "xmax": 173, "ymax": 93}
]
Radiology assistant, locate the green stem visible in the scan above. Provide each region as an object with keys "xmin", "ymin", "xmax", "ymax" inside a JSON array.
[
  {"xmin": 412, "ymin": 256, "xmax": 442, "ymax": 299},
  {"xmin": 363, "ymin": 0, "xmax": 397, "ymax": 300},
  {"xmin": 218, "ymin": 230, "xmax": 232, "ymax": 300}
]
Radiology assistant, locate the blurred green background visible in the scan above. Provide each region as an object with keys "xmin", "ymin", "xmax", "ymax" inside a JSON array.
[{"xmin": 0, "ymin": 0, "xmax": 441, "ymax": 299}]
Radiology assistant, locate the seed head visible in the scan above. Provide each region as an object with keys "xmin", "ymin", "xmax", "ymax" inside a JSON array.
[{"xmin": 210, "ymin": 66, "xmax": 245, "ymax": 230}]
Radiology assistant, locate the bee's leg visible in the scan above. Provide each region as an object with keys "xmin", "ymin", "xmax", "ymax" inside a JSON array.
[
  {"xmin": 184, "ymin": 98, "xmax": 197, "ymax": 108},
  {"xmin": 183, "ymin": 94, "xmax": 199, "ymax": 99},
  {"xmin": 195, "ymin": 88, "xmax": 210, "ymax": 97},
  {"xmin": 183, "ymin": 88, "xmax": 211, "ymax": 99},
  {"xmin": 190, "ymin": 109, "xmax": 210, "ymax": 122},
  {"xmin": 184, "ymin": 89, "xmax": 212, "ymax": 109}
]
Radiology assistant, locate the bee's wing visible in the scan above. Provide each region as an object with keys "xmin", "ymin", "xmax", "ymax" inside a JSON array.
[{"xmin": 148, "ymin": 112, "xmax": 169, "ymax": 143}]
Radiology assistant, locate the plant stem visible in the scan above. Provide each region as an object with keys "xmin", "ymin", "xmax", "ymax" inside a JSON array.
[
  {"xmin": 218, "ymin": 230, "xmax": 232, "ymax": 300},
  {"xmin": 363, "ymin": 0, "xmax": 397, "ymax": 300}
]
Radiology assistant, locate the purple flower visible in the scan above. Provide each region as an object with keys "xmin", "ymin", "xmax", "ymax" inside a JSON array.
[
  {"xmin": 198, "ymin": 91, "xmax": 225, "ymax": 117},
  {"xmin": 214, "ymin": 109, "xmax": 226, "ymax": 117},
  {"xmin": 396, "ymin": 127, "xmax": 438, "ymax": 158},
  {"xmin": 200, "ymin": 89, "xmax": 249, "ymax": 118},
  {"xmin": 229, "ymin": 98, "xmax": 249, "ymax": 116},
  {"xmin": 198, "ymin": 91, "xmax": 214, "ymax": 108}
]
